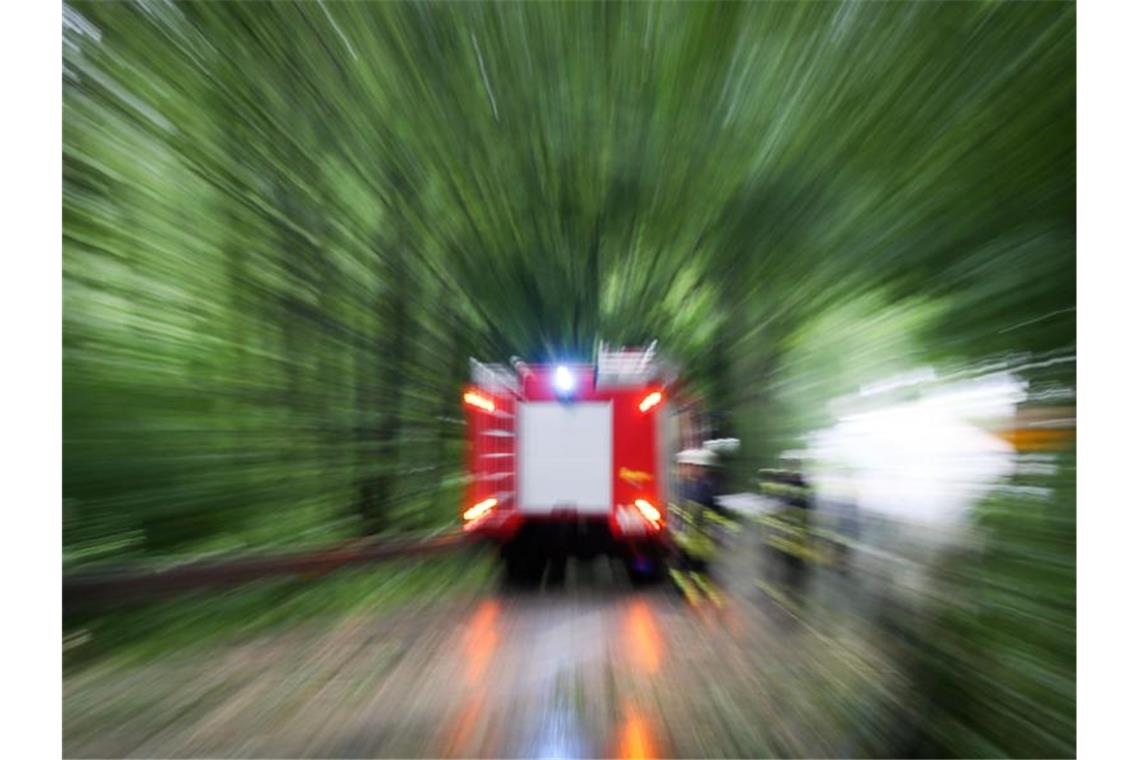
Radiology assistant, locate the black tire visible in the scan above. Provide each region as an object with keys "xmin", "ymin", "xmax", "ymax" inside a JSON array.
[{"xmin": 546, "ymin": 552, "xmax": 568, "ymax": 586}]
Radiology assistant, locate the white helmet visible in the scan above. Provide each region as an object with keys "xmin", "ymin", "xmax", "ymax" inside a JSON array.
[
  {"xmin": 703, "ymin": 438, "xmax": 740, "ymax": 455},
  {"xmin": 676, "ymin": 448, "xmax": 716, "ymax": 466}
]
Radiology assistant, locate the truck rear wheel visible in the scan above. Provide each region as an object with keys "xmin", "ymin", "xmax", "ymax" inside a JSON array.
[
  {"xmin": 503, "ymin": 546, "xmax": 545, "ymax": 587},
  {"xmin": 625, "ymin": 554, "xmax": 666, "ymax": 586}
]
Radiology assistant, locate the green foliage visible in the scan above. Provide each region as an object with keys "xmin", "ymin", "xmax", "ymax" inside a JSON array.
[
  {"xmin": 895, "ymin": 450, "xmax": 1076, "ymax": 757},
  {"xmin": 761, "ymin": 293, "xmax": 947, "ymax": 456},
  {"xmin": 64, "ymin": 1, "xmax": 1074, "ymax": 556},
  {"xmin": 63, "ymin": 6, "xmax": 1075, "ymax": 753}
]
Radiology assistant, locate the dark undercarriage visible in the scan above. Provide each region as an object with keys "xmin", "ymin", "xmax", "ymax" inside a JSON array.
[{"xmin": 500, "ymin": 519, "xmax": 668, "ymax": 586}]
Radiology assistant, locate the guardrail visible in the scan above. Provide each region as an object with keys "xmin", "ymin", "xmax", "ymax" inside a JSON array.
[{"xmin": 64, "ymin": 529, "xmax": 472, "ymax": 613}]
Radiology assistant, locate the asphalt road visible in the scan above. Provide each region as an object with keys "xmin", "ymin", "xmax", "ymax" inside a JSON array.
[{"xmin": 64, "ymin": 521, "xmax": 907, "ymax": 758}]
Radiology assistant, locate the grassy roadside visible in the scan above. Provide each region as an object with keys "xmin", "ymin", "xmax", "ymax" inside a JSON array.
[{"xmin": 64, "ymin": 546, "xmax": 501, "ymax": 673}]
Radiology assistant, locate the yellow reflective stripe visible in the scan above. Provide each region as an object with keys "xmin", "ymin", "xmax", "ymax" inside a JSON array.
[
  {"xmin": 676, "ymin": 532, "xmax": 716, "ymax": 559},
  {"xmin": 704, "ymin": 510, "xmax": 740, "ymax": 532},
  {"xmin": 758, "ymin": 482, "xmax": 809, "ymax": 498},
  {"xmin": 669, "ymin": 569, "xmax": 702, "ymax": 606},
  {"xmin": 674, "ymin": 510, "xmax": 698, "ymax": 526},
  {"xmin": 689, "ymin": 572, "xmax": 724, "ymax": 607}
]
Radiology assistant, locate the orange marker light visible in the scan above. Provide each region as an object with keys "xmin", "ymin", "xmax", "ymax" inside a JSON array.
[
  {"xmin": 463, "ymin": 497, "xmax": 497, "ymax": 522},
  {"xmin": 463, "ymin": 391, "xmax": 495, "ymax": 413},
  {"xmin": 634, "ymin": 499, "xmax": 661, "ymax": 525},
  {"xmin": 638, "ymin": 391, "xmax": 663, "ymax": 413}
]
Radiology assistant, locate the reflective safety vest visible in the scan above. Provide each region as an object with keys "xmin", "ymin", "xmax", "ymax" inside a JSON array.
[
  {"xmin": 669, "ymin": 494, "xmax": 738, "ymax": 562},
  {"xmin": 757, "ymin": 509, "xmax": 822, "ymax": 562},
  {"xmin": 757, "ymin": 470, "xmax": 819, "ymax": 561},
  {"xmin": 758, "ymin": 469, "xmax": 812, "ymax": 507},
  {"xmin": 669, "ymin": 497, "xmax": 718, "ymax": 561}
]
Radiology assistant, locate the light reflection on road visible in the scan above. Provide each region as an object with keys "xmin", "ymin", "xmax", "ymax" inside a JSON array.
[
  {"xmin": 622, "ymin": 598, "xmax": 662, "ymax": 675},
  {"xmin": 441, "ymin": 599, "xmax": 502, "ymax": 757},
  {"xmin": 462, "ymin": 599, "xmax": 501, "ymax": 685},
  {"xmin": 440, "ymin": 591, "xmax": 676, "ymax": 758},
  {"xmin": 615, "ymin": 705, "xmax": 659, "ymax": 760}
]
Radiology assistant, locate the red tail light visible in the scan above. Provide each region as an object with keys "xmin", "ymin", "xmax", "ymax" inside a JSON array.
[
  {"xmin": 634, "ymin": 499, "xmax": 661, "ymax": 526},
  {"xmin": 463, "ymin": 497, "xmax": 497, "ymax": 522},
  {"xmin": 638, "ymin": 391, "xmax": 663, "ymax": 413},
  {"xmin": 463, "ymin": 391, "xmax": 495, "ymax": 413}
]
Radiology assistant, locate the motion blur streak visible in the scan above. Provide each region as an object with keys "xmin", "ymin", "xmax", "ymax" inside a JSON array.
[{"xmin": 63, "ymin": 0, "xmax": 1074, "ymax": 758}]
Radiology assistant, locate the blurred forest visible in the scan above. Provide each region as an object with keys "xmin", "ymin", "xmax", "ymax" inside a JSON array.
[
  {"xmin": 64, "ymin": 0, "xmax": 1073, "ymax": 560},
  {"xmin": 63, "ymin": 2, "xmax": 1074, "ymax": 756}
]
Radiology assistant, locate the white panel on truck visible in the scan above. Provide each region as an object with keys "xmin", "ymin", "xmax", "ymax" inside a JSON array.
[{"xmin": 518, "ymin": 401, "xmax": 612, "ymax": 515}]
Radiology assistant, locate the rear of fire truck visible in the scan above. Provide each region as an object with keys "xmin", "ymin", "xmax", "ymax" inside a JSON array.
[{"xmin": 460, "ymin": 344, "xmax": 678, "ymax": 585}]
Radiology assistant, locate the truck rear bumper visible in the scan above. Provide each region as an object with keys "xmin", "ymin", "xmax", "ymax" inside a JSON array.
[{"xmin": 466, "ymin": 512, "xmax": 668, "ymax": 558}]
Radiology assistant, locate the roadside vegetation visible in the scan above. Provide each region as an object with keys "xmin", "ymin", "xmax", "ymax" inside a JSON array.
[{"xmin": 63, "ymin": 2, "xmax": 1074, "ymax": 755}]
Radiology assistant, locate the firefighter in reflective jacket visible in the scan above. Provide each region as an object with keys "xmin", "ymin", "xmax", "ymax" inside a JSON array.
[
  {"xmin": 670, "ymin": 448, "xmax": 724, "ymax": 570},
  {"xmin": 758, "ymin": 455, "xmax": 817, "ymax": 600}
]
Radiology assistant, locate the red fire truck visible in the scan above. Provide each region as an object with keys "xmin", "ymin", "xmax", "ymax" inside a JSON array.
[{"xmin": 460, "ymin": 344, "xmax": 682, "ymax": 584}]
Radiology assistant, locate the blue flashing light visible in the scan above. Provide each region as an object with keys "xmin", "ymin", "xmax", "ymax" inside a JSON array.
[{"xmin": 554, "ymin": 365, "xmax": 575, "ymax": 395}]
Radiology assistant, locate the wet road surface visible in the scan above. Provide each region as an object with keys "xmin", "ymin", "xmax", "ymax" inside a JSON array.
[{"xmin": 64, "ymin": 527, "xmax": 907, "ymax": 758}]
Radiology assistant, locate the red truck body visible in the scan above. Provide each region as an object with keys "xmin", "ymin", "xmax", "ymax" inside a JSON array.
[{"xmin": 460, "ymin": 348, "xmax": 675, "ymax": 581}]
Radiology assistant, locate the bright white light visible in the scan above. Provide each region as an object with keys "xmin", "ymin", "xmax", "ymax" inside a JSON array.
[
  {"xmin": 806, "ymin": 371, "xmax": 1020, "ymax": 529},
  {"xmin": 554, "ymin": 365, "xmax": 575, "ymax": 394}
]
